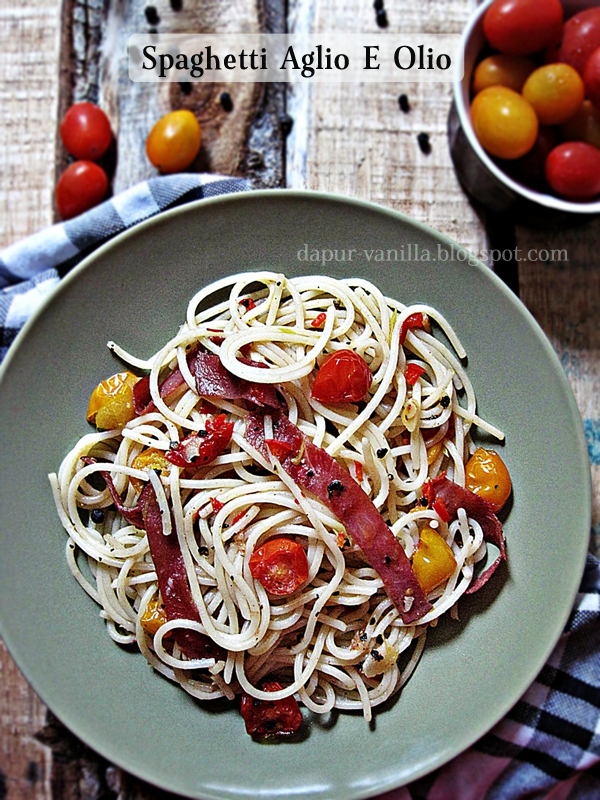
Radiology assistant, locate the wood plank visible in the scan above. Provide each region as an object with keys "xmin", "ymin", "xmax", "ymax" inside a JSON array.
[
  {"xmin": 516, "ymin": 221, "xmax": 600, "ymax": 556},
  {"xmin": 56, "ymin": 0, "xmax": 286, "ymax": 203},
  {"xmin": 286, "ymin": 0, "xmax": 485, "ymax": 256}
]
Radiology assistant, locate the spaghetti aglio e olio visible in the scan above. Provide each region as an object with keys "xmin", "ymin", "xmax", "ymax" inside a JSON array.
[{"xmin": 49, "ymin": 272, "xmax": 509, "ymax": 733}]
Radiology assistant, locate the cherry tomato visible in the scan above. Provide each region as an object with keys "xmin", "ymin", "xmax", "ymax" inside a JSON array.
[
  {"xmin": 412, "ymin": 527, "xmax": 457, "ymax": 595},
  {"xmin": 55, "ymin": 161, "xmax": 109, "ymax": 220},
  {"xmin": 559, "ymin": 8, "xmax": 600, "ymax": 75},
  {"xmin": 584, "ymin": 47, "xmax": 600, "ymax": 109},
  {"xmin": 60, "ymin": 103, "xmax": 112, "ymax": 161},
  {"xmin": 472, "ymin": 55, "xmax": 536, "ymax": 94},
  {"xmin": 560, "ymin": 100, "xmax": 600, "ymax": 149},
  {"xmin": 311, "ymin": 350, "xmax": 372, "ymax": 404},
  {"xmin": 249, "ymin": 538, "xmax": 309, "ymax": 596},
  {"xmin": 483, "ymin": 0, "xmax": 563, "ymax": 56},
  {"xmin": 504, "ymin": 126, "xmax": 557, "ymax": 188},
  {"xmin": 130, "ymin": 448, "xmax": 173, "ymax": 494},
  {"xmin": 545, "ymin": 141, "xmax": 600, "ymax": 200},
  {"xmin": 240, "ymin": 681, "xmax": 303, "ymax": 737},
  {"xmin": 87, "ymin": 371, "xmax": 139, "ymax": 429},
  {"xmin": 471, "ymin": 86, "xmax": 538, "ymax": 160},
  {"xmin": 522, "ymin": 64, "xmax": 584, "ymax": 126},
  {"xmin": 465, "ymin": 448, "xmax": 512, "ymax": 512},
  {"xmin": 140, "ymin": 600, "xmax": 171, "ymax": 637},
  {"xmin": 146, "ymin": 110, "xmax": 201, "ymax": 173},
  {"xmin": 165, "ymin": 414, "xmax": 233, "ymax": 467}
]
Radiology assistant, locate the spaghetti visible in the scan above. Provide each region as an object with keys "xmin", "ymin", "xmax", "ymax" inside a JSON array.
[{"xmin": 49, "ymin": 272, "xmax": 507, "ymax": 727}]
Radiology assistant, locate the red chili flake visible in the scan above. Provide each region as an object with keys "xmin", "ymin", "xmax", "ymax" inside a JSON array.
[
  {"xmin": 432, "ymin": 498, "xmax": 450, "ymax": 523},
  {"xmin": 199, "ymin": 399, "xmax": 219, "ymax": 415},
  {"xmin": 337, "ymin": 531, "xmax": 346, "ymax": 548},
  {"xmin": 354, "ymin": 461, "xmax": 364, "ymax": 482},
  {"xmin": 405, "ymin": 363, "xmax": 426, "ymax": 386},
  {"xmin": 399, "ymin": 312, "xmax": 425, "ymax": 346},
  {"xmin": 232, "ymin": 510, "xmax": 246, "ymax": 525},
  {"xmin": 265, "ymin": 439, "xmax": 296, "ymax": 460},
  {"xmin": 311, "ymin": 313, "xmax": 327, "ymax": 328},
  {"xmin": 209, "ymin": 335, "xmax": 225, "ymax": 346},
  {"xmin": 240, "ymin": 297, "xmax": 256, "ymax": 311},
  {"xmin": 210, "ymin": 497, "xmax": 224, "ymax": 513}
]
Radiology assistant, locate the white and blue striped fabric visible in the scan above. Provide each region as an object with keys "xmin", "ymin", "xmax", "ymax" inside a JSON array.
[{"xmin": 1, "ymin": 174, "xmax": 598, "ymax": 799}]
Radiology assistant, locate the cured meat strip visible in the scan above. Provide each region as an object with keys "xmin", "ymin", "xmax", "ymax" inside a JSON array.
[
  {"xmin": 83, "ymin": 459, "xmax": 222, "ymax": 659},
  {"xmin": 194, "ymin": 351, "xmax": 280, "ymax": 408},
  {"xmin": 424, "ymin": 475, "xmax": 507, "ymax": 594},
  {"xmin": 133, "ymin": 346, "xmax": 199, "ymax": 416},
  {"xmin": 244, "ymin": 410, "xmax": 431, "ymax": 624}
]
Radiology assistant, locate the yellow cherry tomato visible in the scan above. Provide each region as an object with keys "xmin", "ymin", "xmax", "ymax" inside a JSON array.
[
  {"xmin": 560, "ymin": 100, "xmax": 600, "ymax": 149},
  {"xmin": 471, "ymin": 86, "xmax": 538, "ymax": 160},
  {"xmin": 87, "ymin": 371, "xmax": 138, "ymax": 429},
  {"xmin": 522, "ymin": 64, "xmax": 584, "ymax": 126},
  {"xmin": 146, "ymin": 110, "xmax": 201, "ymax": 174},
  {"xmin": 130, "ymin": 448, "xmax": 173, "ymax": 494},
  {"xmin": 426, "ymin": 440, "xmax": 443, "ymax": 466},
  {"xmin": 465, "ymin": 447, "xmax": 512, "ymax": 512},
  {"xmin": 140, "ymin": 600, "xmax": 171, "ymax": 637},
  {"xmin": 473, "ymin": 55, "xmax": 536, "ymax": 95},
  {"xmin": 412, "ymin": 527, "xmax": 457, "ymax": 596}
]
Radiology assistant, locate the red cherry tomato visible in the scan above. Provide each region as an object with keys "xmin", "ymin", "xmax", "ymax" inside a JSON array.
[
  {"xmin": 483, "ymin": 0, "xmax": 563, "ymax": 56},
  {"xmin": 60, "ymin": 103, "xmax": 112, "ymax": 161},
  {"xmin": 561, "ymin": 100, "xmax": 600, "ymax": 148},
  {"xmin": 240, "ymin": 681, "xmax": 303, "ymax": 737},
  {"xmin": 249, "ymin": 538, "xmax": 309, "ymax": 596},
  {"xmin": 55, "ymin": 161, "xmax": 109, "ymax": 220},
  {"xmin": 559, "ymin": 8, "xmax": 600, "ymax": 75},
  {"xmin": 584, "ymin": 47, "xmax": 600, "ymax": 108},
  {"xmin": 311, "ymin": 350, "xmax": 372, "ymax": 403},
  {"xmin": 545, "ymin": 142, "xmax": 600, "ymax": 201}
]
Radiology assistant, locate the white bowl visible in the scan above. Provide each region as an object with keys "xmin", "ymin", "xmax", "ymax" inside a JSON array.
[{"xmin": 453, "ymin": 0, "xmax": 600, "ymax": 214}]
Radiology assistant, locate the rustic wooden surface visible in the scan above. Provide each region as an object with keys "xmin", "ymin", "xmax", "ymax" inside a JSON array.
[{"xmin": 0, "ymin": 0, "xmax": 598, "ymax": 797}]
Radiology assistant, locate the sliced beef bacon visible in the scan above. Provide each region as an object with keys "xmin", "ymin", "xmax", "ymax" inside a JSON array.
[
  {"xmin": 194, "ymin": 351, "xmax": 280, "ymax": 409},
  {"xmin": 244, "ymin": 410, "xmax": 431, "ymax": 624},
  {"xmin": 133, "ymin": 345, "xmax": 199, "ymax": 416},
  {"xmin": 423, "ymin": 475, "xmax": 507, "ymax": 594},
  {"xmin": 81, "ymin": 457, "xmax": 222, "ymax": 660}
]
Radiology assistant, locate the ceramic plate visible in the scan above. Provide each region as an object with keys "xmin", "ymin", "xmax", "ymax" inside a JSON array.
[{"xmin": 0, "ymin": 191, "xmax": 591, "ymax": 799}]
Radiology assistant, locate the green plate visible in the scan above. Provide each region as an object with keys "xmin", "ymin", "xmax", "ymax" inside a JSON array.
[{"xmin": 0, "ymin": 191, "xmax": 591, "ymax": 799}]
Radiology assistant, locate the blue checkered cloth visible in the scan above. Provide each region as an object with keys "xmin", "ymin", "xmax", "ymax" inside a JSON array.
[{"xmin": 1, "ymin": 174, "xmax": 598, "ymax": 799}]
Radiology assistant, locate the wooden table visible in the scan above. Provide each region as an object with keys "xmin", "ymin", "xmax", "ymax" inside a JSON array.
[{"xmin": 0, "ymin": 1, "xmax": 597, "ymax": 797}]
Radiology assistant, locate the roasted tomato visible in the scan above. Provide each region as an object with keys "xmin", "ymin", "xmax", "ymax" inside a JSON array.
[
  {"xmin": 412, "ymin": 527, "xmax": 457, "ymax": 595},
  {"xmin": 140, "ymin": 600, "xmax": 171, "ymax": 637},
  {"xmin": 165, "ymin": 414, "xmax": 233, "ymax": 467},
  {"xmin": 87, "ymin": 371, "xmax": 139, "ymax": 429},
  {"xmin": 311, "ymin": 350, "xmax": 372, "ymax": 403},
  {"xmin": 249, "ymin": 537, "xmax": 309, "ymax": 596},
  {"xmin": 240, "ymin": 681, "xmax": 303, "ymax": 737},
  {"xmin": 483, "ymin": 0, "xmax": 563, "ymax": 56},
  {"xmin": 465, "ymin": 448, "xmax": 512, "ymax": 512},
  {"xmin": 130, "ymin": 448, "xmax": 173, "ymax": 494}
]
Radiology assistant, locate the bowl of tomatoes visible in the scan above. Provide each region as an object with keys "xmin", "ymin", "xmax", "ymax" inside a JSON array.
[{"xmin": 454, "ymin": 0, "xmax": 600, "ymax": 214}]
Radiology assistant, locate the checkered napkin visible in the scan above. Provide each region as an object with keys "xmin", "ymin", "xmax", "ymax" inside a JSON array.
[{"xmin": 1, "ymin": 174, "xmax": 598, "ymax": 799}]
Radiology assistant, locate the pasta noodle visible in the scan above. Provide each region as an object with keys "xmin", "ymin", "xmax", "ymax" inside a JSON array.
[{"xmin": 49, "ymin": 272, "xmax": 504, "ymax": 725}]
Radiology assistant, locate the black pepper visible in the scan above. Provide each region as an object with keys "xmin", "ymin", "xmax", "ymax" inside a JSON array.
[
  {"xmin": 371, "ymin": 649, "xmax": 384, "ymax": 661},
  {"xmin": 170, "ymin": 441, "xmax": 179, "ymax": 449},
  {"xmin": 398, "ymin": 93, "xmax": 410, "ymax": 113},
  {"xmin": 384, "ymin": 555, "xmax": 391, "ymax": 565},
  {"xmin": 360, "ymin": 632, "xmax": 368, "ymax": 642},
  {"xmin": 370, "ymin": 617, "xmax": 376, "ymax": 625},
  {"xmin": 170, "ymin": 0, "xmax": 183, "ymax": 9},
  {"xmin": 441, "ymin": 395, "xmax": 451, "ymax": 408},
  {"xmin": 376, "ymin": 448, "xmax": 388, "ymax": 458},
  {"xmin": 376, "ymin": 634, "xmax": 384, "ymax": 645},
  {"xmin": 199, "ymin": 546, "xmax": 209, "ymax": 556},
  {"xmin": 178, "ymin": 81, "xmax": 192, "ymax": 95},
  {"xmin": 417, "ymin": 132, "xmax": 432, "ymax": 155},
  {"xmin": 376, "ymin": 8, "xmax": 388, "ymax": 27},
  {"xmin": 197, "ymin": 430, "xmax": 208, "ymax": 437},
  {"xmin": 145, "ymin": 6, "xmax": 160, "ymax": 25},
  {"xmin": 327, "ymin": 480, "xmax": 344, "ymax": 500},
  {"xmin": 220, "ymin": 91, "xmax": 233, "ymax": 112},
  {"xmin": 280, "ymin": 114, "xmax": 293, "ymax": 136},
  {"xmin": 306, "ymin": 469, "xmax": 314, "ymax": 478},
  {"xmin": 373, "ymin": 0, "xmax": 384, "ymax": 9},
  {"xmin": 91, "ymin": 509, "xmax": 105, "ymax": 524}
]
